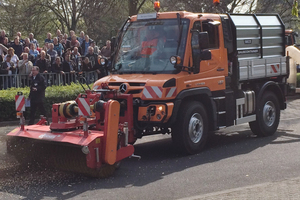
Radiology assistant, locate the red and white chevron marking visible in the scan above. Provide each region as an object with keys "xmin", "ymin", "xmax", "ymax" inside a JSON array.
[
  {"xmin": 270, "ymin": 64, "xmax": 279, "ymax": 73},
  {"xmin": 165, "ymin": 87, "xmax": 177, "ymax": 98},
  {"xmin": 15, "ymin": 95, "xmax": 25, "ymax": 112},
  {"xmin": 142, "ymin": 86, "xmax": 163, "ymax": 99},
  {"xmin": 78, "ymin": 97, "xmax": 91, "ymax": 116}
]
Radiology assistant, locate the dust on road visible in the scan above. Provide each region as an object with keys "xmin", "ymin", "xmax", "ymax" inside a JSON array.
[{"xmin": 0, "ymin": 124, "xmax": 84, "ymax": 194}]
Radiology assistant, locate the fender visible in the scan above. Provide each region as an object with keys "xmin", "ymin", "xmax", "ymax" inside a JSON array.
[
  {"xmin": 256, "ymin": 81, "xmax": 286, "ymax": 110},
  {"xmin": 176, "ymin": 87, "xmax": 212, "ymax": 100},
  {"xmin": 167, "ymin": 87, "xmax": 217, "ymax": 131}
]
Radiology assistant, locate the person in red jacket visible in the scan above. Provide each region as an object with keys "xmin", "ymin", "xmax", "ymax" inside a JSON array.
[
  {"xmin": 140, "ymin": 29, "xmax": 165, "ymax": 58},
  {"xmin": 136, "ymin": 28, "xmax": 165, "ymax": 71},
  {"xmin": 120, "ymin": 28, "xmax": 166, "ymax": 71},
  {"xmin": 126, "ymin": 28, "xmax": 165, "ymax": 59}
]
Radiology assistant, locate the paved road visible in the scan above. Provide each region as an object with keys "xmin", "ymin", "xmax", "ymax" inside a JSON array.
[{"xmin": 1, "ymin": 95, "xmax": 300, "ymax": 200}]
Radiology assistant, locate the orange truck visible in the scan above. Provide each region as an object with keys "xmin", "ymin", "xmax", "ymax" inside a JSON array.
[
  {"xmin": 95, "ymin": 11, "xmax": 288, "ymax": 154},
  {"xmin": 7, "ymin": 6, "xmax": 288, "ymax": 177}
]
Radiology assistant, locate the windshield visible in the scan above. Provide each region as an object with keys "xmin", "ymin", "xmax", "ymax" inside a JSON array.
[{"xmin": 114, "ymin": 19, "xmax": 189, "ymax": 74}]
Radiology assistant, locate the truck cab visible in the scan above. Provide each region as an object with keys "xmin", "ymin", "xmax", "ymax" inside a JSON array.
[{"xmin": 285, "ymin": 29, "xmax": 298, "ymax": 47}]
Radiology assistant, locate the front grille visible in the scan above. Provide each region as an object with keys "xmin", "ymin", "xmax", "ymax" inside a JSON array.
[
  {"xmin": 128, "ymin": 90, "xmax": 143, "ymax": 94},
  {"xmin": 108, "ymin": 82, "xmax": 122, "ymax": 86},
  {"xmin": 108, "ymin": 82, "xmax": 146, "ymax": 86},
  {"xmin": 129, "ymin": 83, "xmax": 146, "ymax": 86}
]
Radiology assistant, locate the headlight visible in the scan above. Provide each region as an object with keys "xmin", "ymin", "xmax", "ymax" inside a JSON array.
[{"xmin": 170, "ymin": 56, "xmax": 181, "ymax": 65}]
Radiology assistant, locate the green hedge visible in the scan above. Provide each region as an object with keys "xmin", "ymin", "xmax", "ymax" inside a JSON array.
[{"xmin": 0, "ymin": 83, "xmax": 93, "ymax": 121}]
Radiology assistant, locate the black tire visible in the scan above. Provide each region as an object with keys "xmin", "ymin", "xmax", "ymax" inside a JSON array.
[
  {"xmin": 172, "ymin": 101, "xmax": 208, "ymax": 154},
  {"xmin": 249, "ymin": 91, "xmax": 280, "ymax": 137}
]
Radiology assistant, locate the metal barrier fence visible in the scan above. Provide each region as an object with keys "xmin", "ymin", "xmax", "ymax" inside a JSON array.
[{"xmin": 0, "ymin": 71, "xmax": 99, "ymax": 89}]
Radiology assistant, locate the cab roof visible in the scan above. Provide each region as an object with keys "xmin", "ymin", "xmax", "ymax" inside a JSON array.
[{"xmin": 130, "ymin": 11, "xmax": 222, "ymax": 22}]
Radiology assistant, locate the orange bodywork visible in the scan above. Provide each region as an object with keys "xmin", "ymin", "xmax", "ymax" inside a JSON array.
[
  {"xmin": 138, "ymin": 102, "xmax": 174, "ymax": 122},
  {"xmin": 103, "ymin": 100, "xmax": 120, "ymax": 165},
  {"xmin": 93, "ymin": 12, "xmax": 228, "ymax": 124}
]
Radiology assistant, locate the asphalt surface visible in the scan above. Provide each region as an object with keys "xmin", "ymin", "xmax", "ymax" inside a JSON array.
[{"xmin": 0, "ymin": 94, "xmax": 300, "ymax": 199}]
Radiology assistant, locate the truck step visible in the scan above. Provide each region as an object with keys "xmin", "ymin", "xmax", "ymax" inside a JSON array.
[{"xmin": 213, "ymin": 96, "xmax": 225, "ymax": 100}]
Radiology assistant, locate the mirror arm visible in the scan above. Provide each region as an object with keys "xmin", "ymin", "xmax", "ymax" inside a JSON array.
[{"xmin": 175, "ymin": 65, "xmax": 193, "ymax": 74}]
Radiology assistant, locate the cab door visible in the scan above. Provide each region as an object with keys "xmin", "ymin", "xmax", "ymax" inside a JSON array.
[{"xmin": 192, "ymin": 20, "xmax": 226, "ymax": 76}]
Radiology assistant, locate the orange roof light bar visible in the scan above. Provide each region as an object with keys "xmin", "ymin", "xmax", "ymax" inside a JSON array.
[
  {"xmin": 154, "ymin": 1, "xmax": 160, "ymax": 12},
  {"xmin": 213, "ymin": 0, "xmax": 220, "ymax": 6}
]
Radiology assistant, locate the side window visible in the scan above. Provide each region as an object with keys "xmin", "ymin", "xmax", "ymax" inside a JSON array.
[
  {"xmin": 285, "ymin": 35, "xmax": 290, "ymax": 46},
  {"xmin": 191, "ymin": 31, "xmax": 200, "ymax": 73},
  {"xmin": 193, "ymin": 21, "xmax": 201, "ymax": 32},
  {"xmin": 193, "ymin": 21, "xmax": 219, "ymax": 49},
  {"xmin": 202, "ymin": 22, "xmax": 219, "ymax": 49}
]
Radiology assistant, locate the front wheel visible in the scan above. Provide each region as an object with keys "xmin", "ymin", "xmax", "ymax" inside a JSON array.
[
  {"xmin": 172, "ymin": 101, "xmax": 208, "ymax": 154},
  {"xmin": 249, "ymin": 91, "xmax": 280, "ymax": 137}
]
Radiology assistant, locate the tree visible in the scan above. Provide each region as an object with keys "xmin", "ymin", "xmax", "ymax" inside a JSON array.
[
  {"xmin": 227, "ymin": 0, "xmax": 257, "ymax": 13},
  {"xmin": 162, "ymin": 0, "xmax": 256, "ymax": 13},
  {"xmin": 256, "ymin": 0, "xmax": 297, "ymax": 30},
  {"xmin": 0, "ymin": 0, "xmax": 56, "ymax": 41},
  {"xmin": 35, "ymin": 0, "xmax": 88, "ymax": 32},
  {"xmin": 81, "ymin": 1, "xmax": 122, "ymax": 45},
  {"xmin": 82, "ymin": 0, "xmax": 152, "ymax": 45},
  {"xmin": 0, "ymin": 0, "xmax": 297, "ymax": 46},
  {"xmin": 0, "ymin": 0, "xmax": 23, "ymax": 38},
  {"xmin": 128, "ymin": 0, "xmax": 148, "ymax": 16}
]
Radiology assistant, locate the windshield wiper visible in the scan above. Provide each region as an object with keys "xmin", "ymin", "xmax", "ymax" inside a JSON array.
[
  {"xmin": 175, "ymin": 65, "xmax": 192, "ymax": 74},
  {"xmin": 119, "ymin": 71, "xmax": 138, "ymax": 74},
  {"xmin": 176, "ymin": 13, "xmax": 183, "ymax": 56},
  {"xmin": 116, "ymin": 63, "xmax": 122, "ymax": 70}
]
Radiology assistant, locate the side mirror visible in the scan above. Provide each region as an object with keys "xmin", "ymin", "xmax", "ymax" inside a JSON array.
[
  {"xmin": 200, "ymin": 50, "xmax": 211, "ymax": 60},
  {"xmin": 198, "ymin": 32, "xmax": 209, "ymax": 49}
]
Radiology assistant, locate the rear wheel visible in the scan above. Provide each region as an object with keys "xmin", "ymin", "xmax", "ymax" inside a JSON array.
[
  {"xmin": 172, "ymin": 101, "xmax": 208, "ymax": 154},
  {"xmin": 249, "ymin": 91, "xmax": 280, "ymax": 137}
]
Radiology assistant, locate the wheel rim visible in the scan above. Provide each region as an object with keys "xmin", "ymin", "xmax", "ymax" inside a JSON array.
[
  {"xmin": 188, "ymin": 113, "xmax": 203, "ymax": 143},
  {"xmin": 263, "ymin": 101, "xmax": 276, "ymax": 127}
]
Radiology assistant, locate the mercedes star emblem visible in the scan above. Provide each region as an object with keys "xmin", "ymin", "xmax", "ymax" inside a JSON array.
[{"xmin": 119, "ymin": 83, "xmax": 127, "ymax": 93}]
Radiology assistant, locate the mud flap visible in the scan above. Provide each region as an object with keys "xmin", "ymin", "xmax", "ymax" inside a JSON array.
[{"xmin": 103, "ymin": 100, "xmax": 120, "ymax": 165}]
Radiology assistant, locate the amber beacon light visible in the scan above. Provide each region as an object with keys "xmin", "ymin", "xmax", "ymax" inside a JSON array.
[
  {"xmin": 213, "ymin": 0, "xmax": 220, "ymax": 6},
  {"xmin": 154, "ymin": 1, "xmax": 160, "ymax": 12}
]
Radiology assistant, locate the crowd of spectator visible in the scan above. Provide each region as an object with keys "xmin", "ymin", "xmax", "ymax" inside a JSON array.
[{"xmin": 0, "ymin": 29, "xmax": 112, "ymax": 89}]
